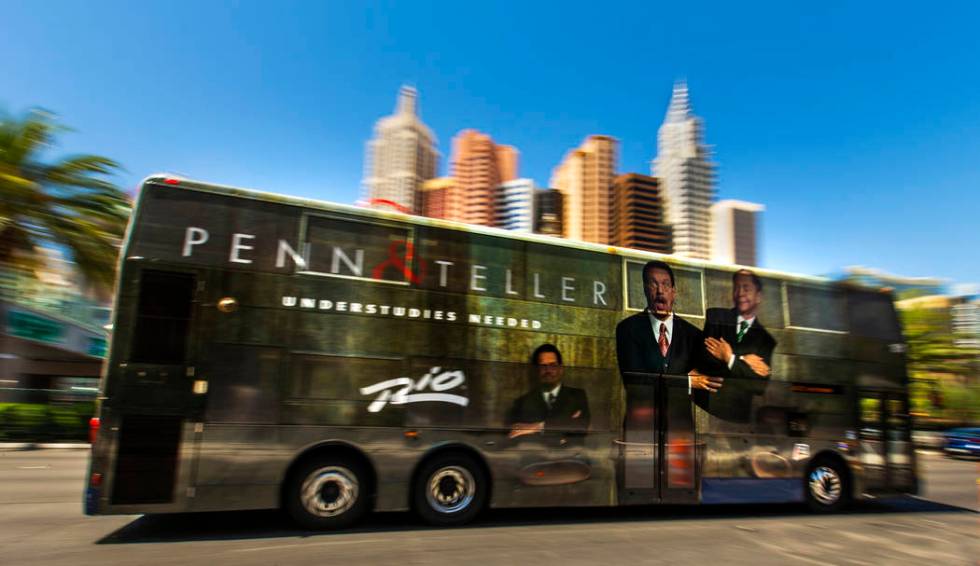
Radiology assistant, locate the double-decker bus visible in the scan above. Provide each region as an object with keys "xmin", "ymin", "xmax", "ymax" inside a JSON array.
[{"xmin": 85, "ymin": 175, "xmax": 917, "ymax": 528}]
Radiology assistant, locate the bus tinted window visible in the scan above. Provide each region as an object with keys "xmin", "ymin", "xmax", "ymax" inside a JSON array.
[
  {"xmin": 704, "ymin": 269, "xmax": 784, "ymax": 329},
  {"xmin": 626, "ymin": 261, "xmax": 703, "ymax": 318},
  {"xmin": 129, "ymin": 270, "xmax": 194, "ymax": 364},
  {"xmin": 847, "ymin": 290, "xmax": 903, "ymax": 341},
  {"xmin": 786, "ymin": 284, "xmax": 847, "ymax": 332},
  {"xmin": 303, "ymin": 213, "xmax": 416, "ymax": 283}
]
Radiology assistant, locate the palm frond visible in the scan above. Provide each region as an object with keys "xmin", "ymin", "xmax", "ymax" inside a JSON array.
[{"xmin": 0, "ymin": 109, "xmax": 128, "ymax": 296}]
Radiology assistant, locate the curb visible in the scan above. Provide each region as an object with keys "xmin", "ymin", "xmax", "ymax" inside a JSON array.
[{"xmin": 0, "ymin": 442, "xmax": 90, "ymax": 451}]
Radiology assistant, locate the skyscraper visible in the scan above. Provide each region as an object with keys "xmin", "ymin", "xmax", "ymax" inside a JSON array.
[
  {"xmin": 550, "ymin": 135, "xmax": 618, "ymax": 243},
  {"xmin": 610, "ymin": 173, "xmax": 672, "ymax": 254},
  {"xmin": 710, "ymin": 199, "xmax": 764, "ymax": 266},
  {"xmin": 362, "ymin": 86, "xmax": 439, "ymax": 214},
  {"xmin": 653, "ymin": 81, "xmax": 716, "ymax": 259},
  {"xmin": 420, "ymin": 177, "xmax": 456, "ymax": 220},
  {"xmin": 533, "ymin": 189, "xmax": 564, "ymax": 236},
  {"xmin": 495, "ymin": 178, "xmax": 535, "ymax": 232},
  {"xmin": 450, "ymin": 129, "xmax": 518, "ymax": 226}
]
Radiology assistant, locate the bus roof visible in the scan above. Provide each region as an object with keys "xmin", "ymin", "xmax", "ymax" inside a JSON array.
[{"xmin": 139, "ymin": 174, "xmax": 847, "ymax": 289}]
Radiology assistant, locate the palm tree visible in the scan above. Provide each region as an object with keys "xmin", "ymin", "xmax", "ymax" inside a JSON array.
[{"xmin": 0, "ymin": 109, "xmax": 130, "ymax": 298}]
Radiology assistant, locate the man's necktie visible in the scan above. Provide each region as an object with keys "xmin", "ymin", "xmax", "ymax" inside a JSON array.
[
  {"xmin": 737, "ymin": 320, "xmax": 749, "ymax": 343},
  {"xmin": 658, "ymin": 323, "xmax": 669, "ymax": 357},
  {"xmin": 546, "ymin": 392, "xmax": 556, "ymax": 409}
]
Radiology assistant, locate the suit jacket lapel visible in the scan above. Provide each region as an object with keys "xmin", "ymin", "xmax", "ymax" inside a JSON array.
[
  {"xmin": 738, "ymin": 319, "xmax": 765, "ymax": 351},
  {"xmin": 530, "ymin": 390, "xmax": 548, "ymax": 416},
  {"xmin": 667, "ymin": 318, "xmax": 687, "ymax": 374}
]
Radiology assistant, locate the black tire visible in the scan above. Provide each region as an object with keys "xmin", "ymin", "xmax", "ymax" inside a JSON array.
[
  {"xmin": 285, "ymin": 455, "xmax": 369, "ymax": 530},
  {"xmin": 805, "ymin": 456, "xmax": 851, "ymax": 513},
  {"xmin": 413, "ymin": 452, "xmax": 488, "ymax": 526}
]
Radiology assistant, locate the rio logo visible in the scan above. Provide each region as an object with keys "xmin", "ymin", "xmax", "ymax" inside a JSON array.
[{"xmin": 359, "ymin": 367, "xmax": 468, "ymax": 413}]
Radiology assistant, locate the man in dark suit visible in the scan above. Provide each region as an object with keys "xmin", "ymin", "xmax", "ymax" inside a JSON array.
[
  {"xmin": 702, "ymin": 269, "xmax": 777, "ymax": 422},
  {"xmin": 615, "ymin": 260, "xmax": 722, "ymax": 393},
  {"xmin": 508, "ymin": 343, "xmax": 590, "ymax": 441}
]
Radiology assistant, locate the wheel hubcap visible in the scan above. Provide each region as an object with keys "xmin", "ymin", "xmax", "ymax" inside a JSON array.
[
  {"xmin": 301, "ymin": 466, "xmax": 359, "ymax": 517},
  {"xmin": 809, "ymin": 465, "xmax": 842, "ymax": 505},
  {"xmin": 426, "ymin": 466, "xmax": 475, "ymax": 514}
]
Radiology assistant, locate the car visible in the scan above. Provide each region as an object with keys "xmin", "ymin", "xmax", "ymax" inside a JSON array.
[{"xmin": 944, "ymin": 427, "xmax": 980, "ymax": 458}]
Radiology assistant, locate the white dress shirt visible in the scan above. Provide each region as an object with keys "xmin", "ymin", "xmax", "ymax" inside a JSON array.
[{"xmin": 542, "ymin": 384, "xmax": 562, "ymax": 406}]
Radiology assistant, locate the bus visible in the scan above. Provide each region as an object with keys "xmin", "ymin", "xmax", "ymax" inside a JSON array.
[{"xmin": 85, "ymin": 175, "xmax": 917, "ymax": 528}]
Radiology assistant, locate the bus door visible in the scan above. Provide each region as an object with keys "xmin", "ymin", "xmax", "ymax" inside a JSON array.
[
  {"xmin": 619, "ymin": 373, "xmax": 700, "ymax": 505},
  {"xmin": 108, "ymin": 268, "xmax": 205, "ymax": 506},
  {"xmin": 858, "ymin": 391, "xmax": 914, "ymax": 493}
]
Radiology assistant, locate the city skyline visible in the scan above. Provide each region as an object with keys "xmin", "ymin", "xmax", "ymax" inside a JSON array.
[{"xmin": 3, "ymin": 2, "xmax": 978, "ymax": 286}]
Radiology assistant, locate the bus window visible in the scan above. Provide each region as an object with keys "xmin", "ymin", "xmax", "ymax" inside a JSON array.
[
  {"xmin": 847, "ymin": 290, "xmax": 903, "ymax": 341},
  {"xmin": 786, "ymin": 284, "xmax": 847, "ymax": 332},
  {"xmin": 860, "ymin": 397, "xmax": 882, "ymax": 424},
  {"xmin": 129, "ymin": 270, "xmax": 195, "ymax": 364},
  {"xmin": 625, "ymin": 260, "xmax": 703, "ymax": 318},
  {"xmin": 704, "ymin": 269, "xmax": 784, "ymax": 329},
  {"xmin": 303, "ymin": 213, "xmax": 416, "ymax": 283}
]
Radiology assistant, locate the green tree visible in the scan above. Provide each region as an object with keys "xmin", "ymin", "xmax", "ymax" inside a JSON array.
[
  {"xmin": 0, "ymin": 109, "xmax": 130, "ymax": 297},
  {"xmin": 899, "ymin": 304, "xmax": 980, "ymax": 424}
]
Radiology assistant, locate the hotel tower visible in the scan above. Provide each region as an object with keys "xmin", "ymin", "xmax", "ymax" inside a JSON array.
[
  {"xmin": 363, "ymin": 86, "xmax": 439, "ymax": 214},
  {"xmin": 652, "ymin": 81, "xmax": 716, "ymax": 259}
]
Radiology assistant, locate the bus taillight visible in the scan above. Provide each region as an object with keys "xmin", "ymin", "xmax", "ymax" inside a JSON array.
[
  {"xmin": 164, "ymin": 178, "xmax": 181, "ymax": 185},
  {"xmin": 89, "ymin": 417, "xmax": 100, "ymax": 444}
]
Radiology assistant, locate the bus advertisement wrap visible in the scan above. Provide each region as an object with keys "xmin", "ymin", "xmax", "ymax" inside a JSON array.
[{"xmin": 84, "ymin": 177, "xmax": 917, "ymax": 528}]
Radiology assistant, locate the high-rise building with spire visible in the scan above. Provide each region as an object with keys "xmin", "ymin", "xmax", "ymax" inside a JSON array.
[
  {"xmin": 652, "ymin": 81, "xmax": 715, "ymax": 259},
  {"xmin": 362, "ymin": 86, "xmax": 439, "ymax": 213}
]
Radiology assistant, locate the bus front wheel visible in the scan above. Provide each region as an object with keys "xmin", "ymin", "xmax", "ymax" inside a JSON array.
[
  {"xmin": 286, "ymin": 455, "xmax": 369, "ymax": 529},
  {"xmin": 805, "ymin": 456, "xmax": 851, "ymax": 513},
  {"xmin": 413, "ymin": 452, "xmax": 488, "ymax": 526}
]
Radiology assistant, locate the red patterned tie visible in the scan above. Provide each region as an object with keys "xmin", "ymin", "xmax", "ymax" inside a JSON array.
[{"xmin": 658, "ymin": 323, "xmax": 669, "ymax": 357}]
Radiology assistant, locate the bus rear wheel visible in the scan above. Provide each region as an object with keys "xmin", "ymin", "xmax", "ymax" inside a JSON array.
[
  {"xmin": 413, "ymin": 453, "xmax": 487, "ymax": 526},
  {"xmin": 805, "ymin": 457, "xmax": 851, "ymax": 513},
  {"xmin": 286, "ymin": 455, "xmax": 369, "ymax": 530}
]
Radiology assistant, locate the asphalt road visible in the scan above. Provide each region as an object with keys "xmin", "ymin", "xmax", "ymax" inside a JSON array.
[{"xmin": 0, "ymin": 448, "xmax": 976, "ymax": 565}]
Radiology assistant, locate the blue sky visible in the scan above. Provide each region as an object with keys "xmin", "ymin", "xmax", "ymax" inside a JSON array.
[{"xmin": 3, "ymin": 1, "xmax": 978, "ymax": 286}]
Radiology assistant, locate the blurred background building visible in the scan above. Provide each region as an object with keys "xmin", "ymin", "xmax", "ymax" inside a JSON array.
[
  {"xmin": 609, "ymin": 173, "xmax": 672, "ymax": 253},
  {"xmin": 449, "ymin": 129, "xmax": 518, "ymax": 226},
  {"xmin": 495, "ymin": 178, "xmax": 535, "ymax": 232},
  {"xmin": 551, "ymin": 135, "xmax": 619, "ymax": 244},
  {"xmin": 533, "ymin": 188, "xmax": 564, "ymax": 236},
  {"xmin": 0, "ymin": 246, "xmax": 106, "ymax": 416},
  {"xmin": 420, "ymin": 176, "xmax": 455, "ymax": 220},
  {"xmin": 363, "ymin": 86, "xmax": 439, "ymax": 213},
  {"xmin": 653, "ymin": 81, "xmax": 715, "ymax": 260},
  {"xmin": 710, "ymin": 199, "xmax": 764, "ymax": 266},
  {"xmin": 838, "ymin": 266, "xmax": 946, "ymax": 297}
]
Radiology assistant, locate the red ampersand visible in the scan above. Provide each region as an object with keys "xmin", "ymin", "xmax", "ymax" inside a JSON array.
[{"xmin": 371, "ymin": 240, "xmax": 427, "ymax": 285}]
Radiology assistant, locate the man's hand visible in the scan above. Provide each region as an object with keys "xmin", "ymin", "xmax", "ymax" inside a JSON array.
[
  {"xmin": 740, "ymin": 354, "xmax": 771, "ymax": 377},
  {"xmin": 705, "ymin": 337, "xmax": 733, "ymax": 362},
  {"xmin": 689, "ymin": 370, "xmax": 724, "ymax": 393},
  {"xmin": 508, "ymin": 421, "xmax": 545, "ymax": 439}
]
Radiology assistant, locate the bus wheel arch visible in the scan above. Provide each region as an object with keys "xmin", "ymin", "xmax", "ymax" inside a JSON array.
[
  {"xmin": 804, "ymin": 450, "xmax": 853, "ymax": 513},
  {"xmin": 281, "ymin": 441, "xmax": 377, "ymax": 529},
  {"xmin": 410, "ymin": 444, "xmax": 491, "ymax": 526}
]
